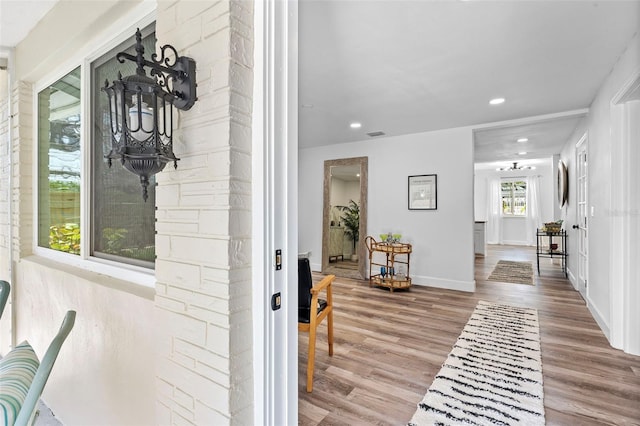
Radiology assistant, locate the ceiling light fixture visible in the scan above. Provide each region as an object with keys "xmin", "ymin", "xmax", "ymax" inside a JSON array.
[
  {"xmin": 489, "ymin": 97, "xmax": 505, "ymax": 105},
  {"xmin": 497, "ymin": 162, "xmax": 535, "ymax": 171},
  {"xmin": 517, "ymin": 137, "xmax": 528, "ymax": 143},
  {"xmin": 350, "ymin": 122, "xmax": 362, "ymax": 129},
  {"xmin": 518, "ymin": 151, "xmax": 527, "ymax": 155}
]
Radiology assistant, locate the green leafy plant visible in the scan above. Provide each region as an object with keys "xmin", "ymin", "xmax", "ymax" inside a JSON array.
[
  {"xmin": 49, "ymin": 223, "xmax": 81, "ymax": 254},
  {"xmin": 102, "ymin": 228, "xmax": 129, "ymax": 255},
  {"xmin": 339, "ymin": 200, "xmax": 360, "ymax": 253}
]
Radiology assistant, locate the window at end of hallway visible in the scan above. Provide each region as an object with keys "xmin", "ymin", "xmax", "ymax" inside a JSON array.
[{"xmin": 501, "ymin": 179, "xmax": 526, "ymax": 216}]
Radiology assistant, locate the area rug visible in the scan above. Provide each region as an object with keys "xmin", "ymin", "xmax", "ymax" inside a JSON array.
[
  {"xmin": 408, "ymin": 300, "xmax": 545, "ymax": 426},
  {"xmin": 487, "ymin": 260, "xmax": 534, "ymax": 285}
]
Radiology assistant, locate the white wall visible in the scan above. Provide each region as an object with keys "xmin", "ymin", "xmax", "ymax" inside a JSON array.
[
  {"xmin": 299, "ymin": 127, "xmax": 476, "ymax": 292},
  {"xmin": 559, "ymin": 29, "xmax": 640, "ymax": 345},
  {"xmin": 474, "ymin": 160, "xmax": 555, "ymax": 245}
]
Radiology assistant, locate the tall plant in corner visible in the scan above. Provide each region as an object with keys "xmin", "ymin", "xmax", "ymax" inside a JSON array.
[{"xmin": 339, "ymin": 200, "xmax": 360, "ymax": 259}]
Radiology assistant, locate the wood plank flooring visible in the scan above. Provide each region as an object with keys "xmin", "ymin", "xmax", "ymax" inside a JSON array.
[{"xmin": 298, "ymin": 245, "xmax": 640, "ymax": 425}]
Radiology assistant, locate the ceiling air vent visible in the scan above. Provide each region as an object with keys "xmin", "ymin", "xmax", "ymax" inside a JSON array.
[{"xmin": 366, "ymin": 131, "xmax": 386, "ymax": 137}]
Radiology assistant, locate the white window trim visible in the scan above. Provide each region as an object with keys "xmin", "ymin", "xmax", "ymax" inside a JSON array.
[
  {"xmin": 500, "ymin": 178, "xmax": 527, "ymax": 218},
  {"xmin": 32, "ymin": 4, "xmax": 156, "ymax": 289}
]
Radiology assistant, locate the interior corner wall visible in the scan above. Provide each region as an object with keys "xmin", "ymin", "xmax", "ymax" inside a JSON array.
[
  {"xmin": 560, "ymin": 29, "xmax": 640, "ymax": 340},
  {"xmin": 299, "ymin": 126, "xmax": 476, "ymax": 292}
]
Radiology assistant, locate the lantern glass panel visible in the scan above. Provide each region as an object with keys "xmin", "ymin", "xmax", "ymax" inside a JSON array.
[{"xmin": 91, "ymin": 26, "xmax": 157, "ymax": 267}]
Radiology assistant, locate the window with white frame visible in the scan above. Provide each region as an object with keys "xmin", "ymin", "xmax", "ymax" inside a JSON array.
[
  {"xmin": 37, "ymin": 24, "xmax": 157, "ymax": 269},
  {"xmin": 501, "ymin": 179, "xmax": 527, "ymax": 216},
  {"xmin": 37, "ymin": 67, "xmax": 82, "ymax": 254}
]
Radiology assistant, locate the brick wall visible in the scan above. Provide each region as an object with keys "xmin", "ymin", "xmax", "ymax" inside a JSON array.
[{"xmin": 154, "ymin": 1, "xmax": 255, "ymax": 424}]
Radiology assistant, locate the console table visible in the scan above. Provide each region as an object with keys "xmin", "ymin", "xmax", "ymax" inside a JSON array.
[
  {"xmin": 365, "ymin": 236, "xmax": 412, "ymax": 292},
  {"xmin": 536, "ymin": 228, "xmax": 567, "ymax": 277}
]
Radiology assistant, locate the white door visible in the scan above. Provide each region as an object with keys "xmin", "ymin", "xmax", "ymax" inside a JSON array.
[{"xmin": 576, "ymin": 135, "xmax": 588, "ymax": 298}]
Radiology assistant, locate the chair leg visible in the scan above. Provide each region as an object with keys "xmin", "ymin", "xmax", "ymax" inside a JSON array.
[
  {"xmin": 307, "ymin": 323, "xmax": 317, "ymax": 392},
  {"xmin": 327, "ymin": 310, "xmax": 334, "ymax": 356}
]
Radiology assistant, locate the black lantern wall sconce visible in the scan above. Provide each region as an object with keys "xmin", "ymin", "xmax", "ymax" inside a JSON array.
[{"xmin": 102, "ymin": 28, "xmax": 197, "ymax": 201}]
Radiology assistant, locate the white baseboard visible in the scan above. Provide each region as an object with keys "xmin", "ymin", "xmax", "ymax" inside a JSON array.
[
  {"xmin": 500, "ymin": 240, "xmax": 528, "ymax": 246},
  {"xmin": 587, "ymin": 298, "xmax": 610, "ymax": 342},
  {"xmin": 566, "ymin": 268, "xmax": 578, "ymax": 291},
  {"xmin": 411, "ymin": 275, "xmax": 475, "ymax": 293}
]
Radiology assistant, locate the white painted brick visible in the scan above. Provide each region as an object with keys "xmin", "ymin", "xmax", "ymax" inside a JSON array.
[
  {"xmin": 190, "ymin": 30, "xmax": 231, "ymax": 66},
  {"xmin": 172, "ymin": 349, "xmax": 197, "ymax": 370},
  {"xmin": 161, "ymin": 310, "xmax": 207, "ymax": 346},
  {"xmin": 199, "ymin": 209, "xmax": 230, "ymax": 235},
  {"xmin": 171, "ymin": 409, "xmax": 195, "ymax": 426},
  {"xmin": 195, "ymin": 360, "xmax": 230, "ymax": 389},
  {"xmin": 229, "ymin": 376, "xmax": 252, "ymax": 417},
  {"xmin": 212, "ymin": 58, "xmax": 232, "ymax": 91},
  {"xmin": 174, "ymin": 387, "xmax": 195, "ymax": 410},
  {"xmin": 229, "ymin": 238, "xmax": 249, "ymax": 267},
  {"xmin": 156, "ymin": 260, "xmax": 201, "ymax": 289},
  {"xmin": 167, "ymin": 285, "xmax": 229, "ymax": 315},
  {"xmin": 174, "ymin": 338, "xmax": 229, "ymax": 373},
  {"xmin": 200, "ymin": 278, "xmax": 231, "ymax": 299},
  {"xmin": 169, "ymin": 235, "xmax": 228, "ymax": 264},
  {"xmin": 195, "ymin": 400, "xmax": 229, "ymax": 425},
  {"xmin": 157, "ymin": 3, "xmax": 177, "ymax": 30},
  {"xmin": 202, "ymin": 10, "xmax": 231, "ymax": 40},
  {"xmin": 157, "ymin": 378, "xmax": 175, "ymax": 400},
  {"xmin": 156, "ymin": 221, "xmax": 200, "ymax": 234},
  {"xmin": 176, "ymin": 0, "xmax": 217, "ymax": 25},
  {"xmin": 158, "ymin": 357, "xmax": 230, "ymax": 414},
  {"xmin": 156, "ymin": 294, "xmax": 187, "ymax": 312},
  {"xmin": 156, "ymin": 400, "xmax": 172, "ymax": 425},
  {"xmin": 155, "ymin": 234, "xmax": 171, "ymax": 258},
  {"xmin": 188, "ymin": 305, "xmax": 229, "ymax": 328},
  {"xmin": 229, "ymin": 62, "xmax": 253, "ymax": 97},
  {"xmin": 230, "ymin": 29, "xmax": 253, "ymax": 68},
  {"xmin": 205, "ymin": 323, "xmax": 230, "ymax": 356},
  {"xmin": 156, "ymin": 183, "xmax": 180, "ymax": 207},
  {"xmin": 228, "ymin": 210, "xmax": 251, "ymax": 236},
  {"xmin": 201, "ymin": 1, "xmax": 230, "ymax": 25}
]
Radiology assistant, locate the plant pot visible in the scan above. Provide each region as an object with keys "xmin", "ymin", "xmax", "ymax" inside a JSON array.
[{"xmin": 351, "ymin": 254, "xmax": 358, "ymax": 261}]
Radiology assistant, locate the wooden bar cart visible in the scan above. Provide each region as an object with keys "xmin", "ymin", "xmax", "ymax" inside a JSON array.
[{"xmin": 365, "ymin": 236, "xmax": 412, "ymax": 292}]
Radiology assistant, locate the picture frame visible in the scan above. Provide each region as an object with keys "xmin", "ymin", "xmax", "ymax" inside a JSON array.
[{"xmin": 408, "ymin": 174, "xmax": 437, "ymax": 210}]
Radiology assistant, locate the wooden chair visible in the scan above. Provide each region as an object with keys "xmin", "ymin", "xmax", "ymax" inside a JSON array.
[{"xmin": 298, "ymin": 258, "xmax": 334, "ymax": 392}]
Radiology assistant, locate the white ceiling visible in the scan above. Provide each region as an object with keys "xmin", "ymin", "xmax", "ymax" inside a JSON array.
[
  {"xmin": 299, "ymin": 0, "xmax": 640, "ymax": 165},
  {"xmin": 0, "ymin": 0, "xmax": 57, "ymax": 48},
  {"xmin": 2, "ymin": 0, "xmax": 638, "ymax": 168}
]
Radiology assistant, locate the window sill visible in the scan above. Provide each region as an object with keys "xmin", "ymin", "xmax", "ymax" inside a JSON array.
[{"xmin": 23, "ymin": 252, "xmax": 155, "ymax": 300}]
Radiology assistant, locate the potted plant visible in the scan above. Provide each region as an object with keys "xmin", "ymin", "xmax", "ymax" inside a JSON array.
[{"xmin": 339, "ymin": 200, "xmax": 360, "ymax": 261}]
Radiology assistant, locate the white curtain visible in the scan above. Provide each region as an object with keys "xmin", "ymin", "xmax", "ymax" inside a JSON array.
[
  {"xmin": 486, "ymin": 179, "xmax": 502, "ymax": 244},
  {"xmin": 525, "ymin": 175, "xmax": 542, "ymax": 245}
]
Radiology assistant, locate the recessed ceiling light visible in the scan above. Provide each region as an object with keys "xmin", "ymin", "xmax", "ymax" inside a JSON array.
[
  {"xmin": 517, "ymin": 138, "xmax": 528, "ymax": 143},
  {"xmin": 356, "ymin": 173, "xmax": 360, "ymax": 177},
  {"xmin": 350, "ymin": 122, "xmax": 362, "ymax": 129},
  {"xmin": 301, "ymin": 104, "xmax": 314, "ymax": 108},
  {"xmin": 518, "ymin": 151, "xmax": 527, "ymax": 155},
  {"xmin": 489, "ymin": 98, "xmax": 505, "ymax": 105}
]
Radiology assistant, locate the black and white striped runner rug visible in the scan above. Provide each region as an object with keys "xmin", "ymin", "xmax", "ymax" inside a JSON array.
[{"xmin": 409, "ymin": 300, "xmax": 545, "ymax": 426}]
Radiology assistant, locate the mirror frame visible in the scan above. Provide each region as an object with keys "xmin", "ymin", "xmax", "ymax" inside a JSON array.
[{"xmin": 322, "ymin": 156, "xmax": 368, "ymax": 279}]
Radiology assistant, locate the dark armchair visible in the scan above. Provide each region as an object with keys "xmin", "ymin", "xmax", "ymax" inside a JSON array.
[{"xmin": 298, "ymin": 258, "xmax": 334, "ymax": 392}]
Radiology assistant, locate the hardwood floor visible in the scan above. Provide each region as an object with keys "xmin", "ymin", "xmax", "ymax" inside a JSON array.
[{"xmin": 298, "ymin": 245, "xmax": 640, "ymax": 425}]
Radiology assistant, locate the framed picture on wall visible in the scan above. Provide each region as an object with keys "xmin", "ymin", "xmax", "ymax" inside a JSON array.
[{"xmin": 408, "ymin": 174, "xmax": 437, "ymax": 210}]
